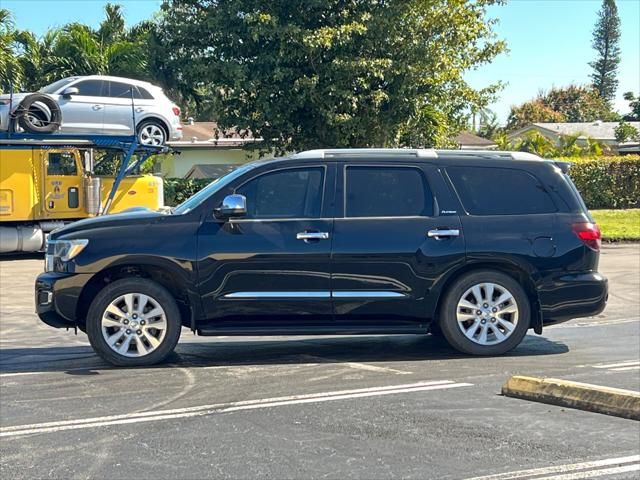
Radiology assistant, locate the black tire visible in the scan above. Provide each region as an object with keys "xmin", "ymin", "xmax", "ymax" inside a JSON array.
[
  {"xmin": 438, "ymin": 270, "xmax": 530, "ymax": 356},
  {"xmin": 136, "ymin": 120, "xmax": 168, "ymax": 146},
  {"xmin": 16, "ymin": 93, "xmax": 62, "ymax": 133},
  {"xmin": 86, "ymin": 278, "xmax": 182, "ymax": 367}
]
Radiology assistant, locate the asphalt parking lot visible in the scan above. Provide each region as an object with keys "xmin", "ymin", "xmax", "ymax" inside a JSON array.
[{"xmin": 1, "ymin": 245, "xmax": 639, "ymax": 480}]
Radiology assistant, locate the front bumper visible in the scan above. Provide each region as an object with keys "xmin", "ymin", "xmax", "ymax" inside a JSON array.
[
  {"xmin": 539, "ymin": 272, "xmax": 608, "ymax": 325},
  {"xmin": 35, "ymin": 272, "xmax": 90, "ymax": 329}
]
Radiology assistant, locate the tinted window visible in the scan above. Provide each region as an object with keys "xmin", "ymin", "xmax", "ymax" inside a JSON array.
[
  {"xmin": 345, "ymin": 166, "xmax": 432, "ymax": 217},
  {"xmin": 136, "ymin": 86, "xmax": 155, "ymax": 99},
  {"xmin": 47, "ymin": 153, "xmax": 77, "ymax": 175},
  {"xmin": 447, "ymin": 166, "xmax": 556, "ymax": 215},
  {"xmin": 237, "ymin": 167, "xmax": 324, "ymax": 219},
  {"xmin": 74, "ymin": 80, "xmax": 104, "ymax": 97},
  {"xmin": 108, "ymin": 81, "xmax": 135, "ymax": 98}
]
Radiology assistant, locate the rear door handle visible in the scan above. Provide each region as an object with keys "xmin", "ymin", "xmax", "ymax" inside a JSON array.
[
  {"xmin": 92, "ymin": 105, "xmax": 103, "ymax": 110},
  {"xmin": 297, "ymin": 232, "xmax": 330, "ymax": 241},
  {"xmin": 135, "ymin": 107, "xmax": 144, "ymax": 113},
  {"xmin": 427, "ymin": 229, "xmax": 460, "ymax": 239}
]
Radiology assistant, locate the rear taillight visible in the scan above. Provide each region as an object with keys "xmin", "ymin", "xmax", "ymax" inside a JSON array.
[
  {"xmin": 572, "ymin": 223, "xmax": 601, "ymax": 251},
  {"xmin": 172, "ymin": 106, "xmax": 181, "ymax": 117}
]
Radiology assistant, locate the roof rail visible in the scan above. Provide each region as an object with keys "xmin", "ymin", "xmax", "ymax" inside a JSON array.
[
  {"xmin": 292, "ymin": 148, "xmax": 438, "ymax": 159},
  {"xmin": 436, "ymin": 149, "xmax": 543, "ymax": 161}
]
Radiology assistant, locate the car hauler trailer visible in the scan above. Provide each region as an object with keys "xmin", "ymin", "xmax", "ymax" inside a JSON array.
[{"xmin": 0, "ymin": 132, "xmax": 167, "ymax": 253}]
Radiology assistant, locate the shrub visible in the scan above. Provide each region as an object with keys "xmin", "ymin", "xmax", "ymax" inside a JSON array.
[
  {"xmin": 562, "ymin": 156, "xmax": 640, "ymax": 209},
  {"xmin": 163, "ymin": 178, "xmax": 211, "ymax": 206}
]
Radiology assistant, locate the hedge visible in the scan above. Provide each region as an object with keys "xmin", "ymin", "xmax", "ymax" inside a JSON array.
[{"xmin": 163, "ymin": 155, "xmax": 640, "ymax": 210}]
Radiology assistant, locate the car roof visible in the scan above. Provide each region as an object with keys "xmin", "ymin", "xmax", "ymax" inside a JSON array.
[
  {"xmin": 69, "ymin": 75, "xmax": 159, "ymax": 89},
  {"xmin": 291, "ymin": 148, "xmax": 543, "ymax": 161}
]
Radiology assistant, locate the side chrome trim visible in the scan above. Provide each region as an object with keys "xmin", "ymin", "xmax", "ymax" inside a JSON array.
[
  {"xmin": 223, "ymin": 291, "xmax": 331, "ymax": 299},
  {"xmin": 333, "ymin": 291, "xmax": 407, "ymax": 298},
  {"xmin": 222, "ymin": 291, "xmax": 407, "ymax": 299}
]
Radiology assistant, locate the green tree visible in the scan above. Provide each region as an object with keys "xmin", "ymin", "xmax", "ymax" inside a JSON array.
[
  {"xmin": 160, "ymin": 0, "xmax": 507, "ymax": 152},
  {"xmin": 622, "ymin": 92, "xmax": 640, "ymax": 121},
  {"xmin": 589, "ymin": 0, "xmax": 621, "ymax": 103},
  {"xmin": 506, "ymin": 84, "xmax": 618, "ymax": 131},
  {"xmin": 614, "ymin": 121, "xmax": 639, "ymax": 143}
]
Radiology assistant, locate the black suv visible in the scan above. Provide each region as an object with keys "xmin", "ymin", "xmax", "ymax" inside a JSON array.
[{"xmin": 36, "ymin": 149, "xmax": 608, "ymax": 366}]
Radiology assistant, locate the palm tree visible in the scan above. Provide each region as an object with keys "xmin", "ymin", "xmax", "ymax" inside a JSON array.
[{"xmin": 0, "ymin": 9, "xmax": 23, "ymax": 92}]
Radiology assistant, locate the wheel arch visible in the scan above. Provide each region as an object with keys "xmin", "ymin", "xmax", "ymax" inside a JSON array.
[
  {"xmin": 430, "ymin": 260, "xmax": 543, "ymax": 334},
  {"xmin": 136, "ymin": 116, "xmax": 170, "ymax": 138},
  {"xmin": 76, "ymin": 261, "xmax": 196, "ymax": 330}
]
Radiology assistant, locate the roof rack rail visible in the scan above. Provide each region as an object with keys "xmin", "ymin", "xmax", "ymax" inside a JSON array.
[{"xmin": 292, "ymin": 148, "xmax": 438, "ymax": 159}]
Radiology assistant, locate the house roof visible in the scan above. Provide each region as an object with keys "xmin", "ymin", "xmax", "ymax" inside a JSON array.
[
  {"xmin": 170, "ymin": 121, "xmax": 260, "ymax": 148},
  {"xmin": 508, "ymin": 122, "xmax": 640, "ymax": 142},
  {"xmin": 183, "ymin": 163, "xmax": 240, "ymax": 180},
  {"xmin": 454, "ymin": 131, "xmax": 497, "ymax": 148}
]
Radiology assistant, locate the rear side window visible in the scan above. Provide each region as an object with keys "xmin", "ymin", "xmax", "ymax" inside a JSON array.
[
  {"xmin": 237, "ymin": 167, "xmax": 324, "ymax": 219},
  {"xmin": 345, "ymin": 166, "xmax": 433, "ymax": 217},
  {"xmin": 447, "ymin": 166, "xmax": 556, "ymax": 215}
]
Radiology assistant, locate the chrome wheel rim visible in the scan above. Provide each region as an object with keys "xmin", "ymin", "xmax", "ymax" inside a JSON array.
[
  {"xmin": 139, "ymin": 124, "xmax": 165, "ymax": 145},
  {"xmin": 456, "ymin": 282, "xmax": 519, "ymax": 346},
  {"xmin": 101, "ymin": 293, "xmax": 167, "ymax": 357}
]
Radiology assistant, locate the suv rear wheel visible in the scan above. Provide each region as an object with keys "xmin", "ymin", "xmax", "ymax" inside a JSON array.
[
  {"xmin": 86, "ymin": 278, "xmax": 181, "ymax": 366},
  {"xmin": 439, "ymin": 270, "xmax": 530, "ymax": 355}
]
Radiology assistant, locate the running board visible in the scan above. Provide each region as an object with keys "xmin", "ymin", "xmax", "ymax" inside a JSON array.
[{"xmin": 197, "ymin": 323, "xmax": 429, "ymax": 336}]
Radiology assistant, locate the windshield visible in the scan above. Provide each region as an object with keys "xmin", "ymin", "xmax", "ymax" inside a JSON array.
[
  {"xmin": 173, "ymin": 163, "xmax": 259, "ymax": 215},
  {"xmin": 39, "ymin": 77, "xmax": 78, "ymax": 94}
]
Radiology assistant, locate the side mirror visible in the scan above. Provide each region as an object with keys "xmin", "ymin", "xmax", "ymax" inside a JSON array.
[
  {"xmin": 61, "ymin": 87, "xmax": 79, "ymax": 98},
  {"xmin": 215, "ymin": 194, "xmax": 247, "ymax": 219}
]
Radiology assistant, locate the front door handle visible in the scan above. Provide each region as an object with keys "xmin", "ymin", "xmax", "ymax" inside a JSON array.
[
  {"xmin": 427, "ymin": 229, "xmax": 460, "ymax": 239},
  {"xmin": 297, "ymin": 231, "xmax": 330, "ymax": 241},
  {"xmin": 92, "ymin": 104, "xmax": 103, "ymax": 110}
]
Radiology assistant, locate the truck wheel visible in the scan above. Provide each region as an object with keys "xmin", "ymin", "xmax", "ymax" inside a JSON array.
[
  {"xmin": 86, "ymin": 278, "xmax": 182, "ymax": 366},
  {"xmin": 438, "ymin": 270, "xmax": 530, "ymax": 356},
  {"xmin": 16, "ymin": 93, "xmax": 62, "ymax": 133}
]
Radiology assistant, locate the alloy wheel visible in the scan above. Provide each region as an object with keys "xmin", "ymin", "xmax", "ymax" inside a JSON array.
[
  {"xmin": 101, "ymin": 293, "xmax": 167, "ymax": 357},
  {"xmin": 455, "ymin": 282, "xmax": 519, "ymax": 346},
  {"xmin": 138, "ymin": 124, "xmax": 166, "ymax": 145}
]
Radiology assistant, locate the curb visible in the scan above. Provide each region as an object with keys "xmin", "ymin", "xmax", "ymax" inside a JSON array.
[{"xmin": 501, "ymin": 375, "xmax": 640, "ymax": 420}]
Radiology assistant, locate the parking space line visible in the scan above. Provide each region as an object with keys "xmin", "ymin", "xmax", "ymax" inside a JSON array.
[
  {"xmin": 298, "ymin": 354, "xmax": 413, "ymax": 375},
  {"xmin": 610, "ymin": 365, "xmax": 640, "ymax": 371},
  {"xmin": 0, "ymin": 379, "xmax": 471, "ymax": 438},
  {"xmin": 592, "ymin": 360, "xmax": 640, "ymax": 369},
  {"xmin": 536, "ymin": 463, "xmax": 640, "ymax": 479},
  {"xmin": 464, "ymin": 454, "xmax": 640, "ymax": 480}
]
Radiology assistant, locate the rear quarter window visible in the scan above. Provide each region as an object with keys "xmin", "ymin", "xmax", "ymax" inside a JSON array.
[{"xmin": 446, "ymin": 166, "xmax": 557, "ymax": 215}]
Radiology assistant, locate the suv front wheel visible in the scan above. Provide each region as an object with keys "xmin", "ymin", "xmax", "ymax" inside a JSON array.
[
  {"xmin": 86, "ymin": 278, "xmax": 182, "ymax": 366},
  {"xmin": 439, "ymin": 270, "xmax": 530, "ymax": 356}
]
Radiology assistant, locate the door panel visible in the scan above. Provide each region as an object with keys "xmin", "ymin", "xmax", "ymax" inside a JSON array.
[
  {"xmin": 57, "ymin": 79, "xmax": 105, "ymax": 133},
  {"xmin": 197, "ymin": 163, "xmax": 336, "ymax": 321},
  {"xmin": 331, "ymin": 163, "xmax": 465, "ymax": 321},
  {"xmin": 103, "ymin": 81, "xmax": 147, "ymax": 135},
  {"xmin": 42, "ymin": 150, "xmax": 83, "ymax": 217}
]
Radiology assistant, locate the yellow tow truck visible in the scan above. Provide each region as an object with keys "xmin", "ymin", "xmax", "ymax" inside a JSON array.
[{"xmin": 0, "ymin": 133, "xmax": 165, "ymax": 253}]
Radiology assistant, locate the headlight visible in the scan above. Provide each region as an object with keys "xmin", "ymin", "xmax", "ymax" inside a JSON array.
[{"xmin": 45, "ymin": 239, "xmax": 89, "ymax": 272}]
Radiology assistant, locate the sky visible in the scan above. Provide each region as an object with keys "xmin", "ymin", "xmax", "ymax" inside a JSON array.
[{"xmin": 3, "ymin": 0, "xmax": 639, "ymax": 124}]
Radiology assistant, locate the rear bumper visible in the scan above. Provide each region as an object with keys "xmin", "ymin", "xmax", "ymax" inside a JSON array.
[
  {"xmin": 539, "ymin": 272, "xmax": 608, "ymax": 325},
  {"xmin": 35, "ymin": 272, "xmax": 89, "ymax": 328}
]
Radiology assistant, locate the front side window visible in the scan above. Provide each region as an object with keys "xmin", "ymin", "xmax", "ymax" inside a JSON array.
[
  {"xmin": 447, "ymin": 166, "xmax": 557, "ymax": 215},
  {"xmin": 237, "ymin": 167, "xmax": 324, "ymax": 219},
  {"xmin": 74, "ymin": 80, "xmax": 105, "ymax": 97},
  {"xmin": 345, "ymin": 166, "xmax": 433, "ymax": 217},
  {"xmin": 47, "ymin": 153, "xmax": 77, "ymax": 176}
]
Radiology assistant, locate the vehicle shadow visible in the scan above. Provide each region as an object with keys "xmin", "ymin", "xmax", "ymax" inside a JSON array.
[{"xmin": 0, "ymin": 334, "xmax": 569, "ymax": 375}]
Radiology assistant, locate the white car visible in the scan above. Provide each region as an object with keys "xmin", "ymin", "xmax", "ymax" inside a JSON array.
[{"xmin": 0, "ymin": 75, "xmax": 183, "ymax": 145}]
